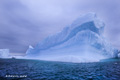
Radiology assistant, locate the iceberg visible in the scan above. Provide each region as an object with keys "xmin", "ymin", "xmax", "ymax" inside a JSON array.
[
  {"xmin": 26, "ymin": 13, "xmax": 119, "ymax": 62},
  {"xmin": 0, "ymin": 49, "xmax": 9, "ymax": 58}
]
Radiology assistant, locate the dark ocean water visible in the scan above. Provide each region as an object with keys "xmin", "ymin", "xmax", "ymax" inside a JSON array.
[{"xmin": 0, "ymin": 58, "xmax": 120, "ymax": 80}]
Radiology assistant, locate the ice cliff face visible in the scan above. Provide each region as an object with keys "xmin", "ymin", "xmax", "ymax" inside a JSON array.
[{"xmin": 26, "ymin": 13, "xmax": 119, "ymax": 62}]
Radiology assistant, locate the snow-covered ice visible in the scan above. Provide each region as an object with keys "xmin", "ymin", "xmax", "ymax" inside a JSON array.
[{"xmin": 26, "ymin": 13, "xmax": 119, "ymax": 62}]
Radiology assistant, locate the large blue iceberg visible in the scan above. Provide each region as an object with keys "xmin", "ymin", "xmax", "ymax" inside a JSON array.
[{"xmin": 26, "ymin": 13, "xmax": 119, "ymax": 62}]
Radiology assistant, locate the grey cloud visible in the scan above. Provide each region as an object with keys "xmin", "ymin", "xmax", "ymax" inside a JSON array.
[{"xmin": 0, "ymin": 0, "xmax": 120, "ymax": 53}]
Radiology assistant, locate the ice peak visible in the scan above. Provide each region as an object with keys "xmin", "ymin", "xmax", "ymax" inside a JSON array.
[
  {"xmin": 29, "ymin": 45, "xmax": 34, "ymax": 49},
  {"xmin": 70, "ymin": 12, "xmax": 104, "ymax": 34},
  {"xmin": 71, "ymin": 12, "xmax": 97, "ymax": 27}
]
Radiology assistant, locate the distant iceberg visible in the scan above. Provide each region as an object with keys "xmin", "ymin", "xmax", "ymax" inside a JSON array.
[
  {"xmin": 0, "ymin": 49, "xmax": 9, "ymax": 58},
  {"xmin": 26, "ymin": 13, "xmax": 119, "ymax": 62}
]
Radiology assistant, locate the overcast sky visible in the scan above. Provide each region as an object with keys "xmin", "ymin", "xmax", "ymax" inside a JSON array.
[{"xmin": 0, "ymin": 0, "xmax": 120, "ymax": 53}]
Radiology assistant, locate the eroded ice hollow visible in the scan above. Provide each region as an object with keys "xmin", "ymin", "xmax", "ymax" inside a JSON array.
[{"xmin": 26, "ymin": 13, "xmax": 119, "ymax": 62}]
